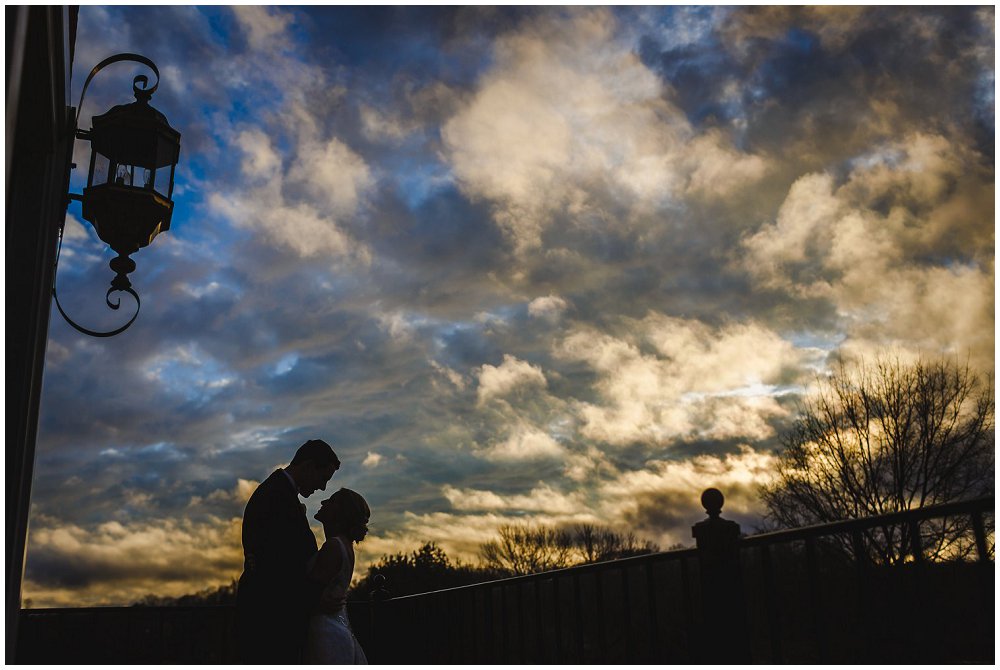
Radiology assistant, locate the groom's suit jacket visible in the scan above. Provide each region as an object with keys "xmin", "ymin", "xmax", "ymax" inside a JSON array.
[{"xmin": 236, "ymin": 469, "xmax": 319, "ymax": 663}]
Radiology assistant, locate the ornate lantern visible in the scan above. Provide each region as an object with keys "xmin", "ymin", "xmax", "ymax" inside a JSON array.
[{"xmin": 57, "ymin": 53, "xmax": 181, "ymax": 337}]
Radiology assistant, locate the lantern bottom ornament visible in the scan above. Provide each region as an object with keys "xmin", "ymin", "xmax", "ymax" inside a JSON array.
[{"xmin": 53, "ymin": 243, "xmax": 143, "ymax": 339}]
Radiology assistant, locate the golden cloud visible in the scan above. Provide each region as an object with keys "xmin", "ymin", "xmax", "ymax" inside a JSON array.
[
  {"xmin": 555, "ymin": 313, "xmax": 802, "ymax": 446},
  {"xmin": 476, "ymin": 354, "xmax": 548, "ymax": 405},
  {"xmin": 742, "ymin": 133, "xmax": 994, "ymax": 371},
  {"xmin": 24, "ymin": 515, "xmax": 244, "ymax": 608},
  {"xmin": 442, "ymin": 8, "xmax": 766, "ymax": 255}
]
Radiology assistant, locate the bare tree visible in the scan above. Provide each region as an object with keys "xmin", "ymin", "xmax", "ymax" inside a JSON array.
[
  {"xmin": 760, "ymin": 356, "xmax": 994, "ymax": 564},
  {"xmin": 479, "ymin": 524, "xmax": 574, "ymax": 575},
  {"xmin": 570, "ymin": 524, "xmax": 659, "ymax": 563},
  {"xmin": 479, "ymin": 523, "xmax": 659, "ymax": 575}
]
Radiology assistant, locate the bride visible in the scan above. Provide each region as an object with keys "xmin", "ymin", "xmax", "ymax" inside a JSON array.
[{"xmin": 304, "ymin": 488, "xmax": 370, "ymax": 664}]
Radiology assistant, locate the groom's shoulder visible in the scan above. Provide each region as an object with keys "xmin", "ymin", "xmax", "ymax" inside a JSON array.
[
  {"xmin": 260, "ymin": 469, "xmax": 283, "ymax": 485},
  {"xmin": 246, "ymin": 470, "xmax": 284, "ymax": 502}
]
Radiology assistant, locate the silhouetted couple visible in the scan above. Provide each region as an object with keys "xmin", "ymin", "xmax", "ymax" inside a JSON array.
[{"xmin": 236, "ymin": 439, "xmax": 370, "ymax": 664}]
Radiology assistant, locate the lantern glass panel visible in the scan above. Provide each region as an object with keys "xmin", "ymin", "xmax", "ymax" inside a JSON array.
[
  {"xmin": 91, "ymin": 152, "xmax": 111, "ymax": 187},
  {"xmin": 156, "ymin": 134, "xmax": 176, "ymax": 168},
  {"xmin": 154, "ymin": 164, "xmax": 173, "ymax": 197}
]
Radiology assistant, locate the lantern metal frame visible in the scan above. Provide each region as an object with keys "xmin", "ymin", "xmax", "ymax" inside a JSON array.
[{"xmin": 55, "ymin": 53, "xmax": 180, "ymax": 337}]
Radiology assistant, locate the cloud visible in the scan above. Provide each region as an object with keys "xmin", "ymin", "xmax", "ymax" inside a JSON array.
[
  {"xmin": 286, "ymin": 136, "xmax": 374, "ymax": 216},
  {"xmin": 236, "ymin": 479, "xmax": 259, "ymax": 503},
  {"xmin": 362, "ymin": 452, "xmax": 383, "ymax": 468},
  {"xmin": 430, "ymin": 360, "xmax": 467, "ymax": 391},
  {"xmin": 476, "ymin": 422, "xmax": 566, "ymax": 462},
  {"xmin": 24, "ymin": 515, "xmax": 243, "ymax": 607},
  {"xmin": 476, "ymin": 354, "xmax": 548, "ymax": 405},
  {"xmin": 555, "ymin": 313, "xmax": 803, "ymax": 446},
  {"xmin": 359, "ymin": 104, "xmax": 418, "ymax": 143},
  {"xmin": 741, "ymin": 133, "xmax": 994, "ymax": 370},
  {"xmin": 209, "ymin": 128, "xmax": 373, "ymax": 262},
  {"xmin": 236, "ymin": 127, "xmax": 282, "ymax": 179},
  {"xmin": 233, "ymin": 5, "xmax": 294, "ymax": 53},
  {"xmin": 441, "ymin": 8, "xmax": 766, "ymax": 255},
  {"xmin": 165, "ymin": 6, "xmax": 378, "ymax": 266},
  {"xmin": 188, "ymin": 479, "xmax": 256, "ymax": 509},
  {"xmin": 682, "ymin": 129, "xmax": 769, "ymax": 198},
  {"xmin": 527, "ymin": 294, "xmax": 569, "ymax": 320},
  {"xmin": 359, "ymin": 511, "xmax": 518, "ymax": 565},
  {"xmin": 61, "ymin": 214, "xmax": 90, "ymax": 241},
  {"xmin": 718, "ymin": 6, "xmax": 873, "ymax": 55},
  {"xmin": 443, "ymin": 482, "xmax": 583, "ymax": 514}
]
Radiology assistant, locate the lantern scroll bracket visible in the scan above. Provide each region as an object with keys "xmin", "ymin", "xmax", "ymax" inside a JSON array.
[
  {"xmin": 73, "ymin": 53, "xmax": 160, "ymax": 129},
  {"xmin": 52, "ymin": 214, "xmax": 141, "ymax": 338}
]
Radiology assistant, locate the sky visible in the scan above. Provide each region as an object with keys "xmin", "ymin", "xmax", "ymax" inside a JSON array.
[{"xmin": 23, "ymin": 5, "xmax": 994, "ymax": 607}]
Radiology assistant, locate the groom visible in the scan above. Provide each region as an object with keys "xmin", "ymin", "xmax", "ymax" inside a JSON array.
[{"xmin": 236, "ymin": 439, "xmax": 341, "ymax": 664}]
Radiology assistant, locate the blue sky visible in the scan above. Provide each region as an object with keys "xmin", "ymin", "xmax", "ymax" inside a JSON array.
[{"xmin": 25, "ymin": 6, "xmax": 995, "ymax": 607}]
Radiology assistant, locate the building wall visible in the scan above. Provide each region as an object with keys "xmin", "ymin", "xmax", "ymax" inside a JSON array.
[{"xmin": 5, "ymin": 5, "xmax": 78, "ymax": 659}]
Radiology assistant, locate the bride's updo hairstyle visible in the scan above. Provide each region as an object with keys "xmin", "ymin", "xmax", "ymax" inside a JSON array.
[{"xmin": 326, "ymin": 488, "xmax": 370, "ymax": 542}]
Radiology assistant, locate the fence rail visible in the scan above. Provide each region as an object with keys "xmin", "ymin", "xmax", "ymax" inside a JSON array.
[
  {"xmin": 17, "ymin": 492, "xmax": 994, "ymax": 664},
  {"xmin": 740, "ymin": 496, "xmax": 994, "ymax": 552},
  {"xmin": 362, "ymin": 492, "xmax": 993, "ymax": 664},
  {"xmin": 361, "ymin": 546, "xmax": 705, "ymax": 664}
]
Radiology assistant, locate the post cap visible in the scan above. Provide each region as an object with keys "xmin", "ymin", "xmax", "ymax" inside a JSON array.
[{"xmin": 701, "ymin": 488, "xmax": 725, "ymax": 518}]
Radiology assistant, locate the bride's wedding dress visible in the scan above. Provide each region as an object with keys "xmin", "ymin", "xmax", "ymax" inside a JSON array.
[{"xmin": 303, "ymin": 537, "xmax": 368, "ymax": 664}]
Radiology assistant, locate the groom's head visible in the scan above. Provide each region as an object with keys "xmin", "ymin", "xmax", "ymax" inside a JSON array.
[{"xmin": 286, "ymin": 439, "xmax": 340, "ymax": 497}]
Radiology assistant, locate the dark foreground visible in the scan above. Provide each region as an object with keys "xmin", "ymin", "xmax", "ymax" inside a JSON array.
[{"xmin": 17, "ymin": 495, "xmax": 994, "ymax": 664}]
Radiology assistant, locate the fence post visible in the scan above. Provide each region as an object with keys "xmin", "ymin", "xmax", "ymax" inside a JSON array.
[
  {"xmin": 369, "ymin": 573, "xmax": 390, "ymax": 663},
  {"xmin": 691, "ymin": 488, "xmax": 750, "ymax": 663}
]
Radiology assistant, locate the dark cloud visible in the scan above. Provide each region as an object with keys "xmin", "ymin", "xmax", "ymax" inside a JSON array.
[
  {"xmin": 637, "ymin": 7, "xmax": 993, "ymax": 165},
  {"xmin": 377, "ymin": 186, "xmax": 508, "ymax": 277},
  {"xmin": 299, "ymin": 7, "xmax": 534, "ymax": 78},
  {"xmin": 626, "ymin": 480, "xmax": 766, "ymax": 538}
]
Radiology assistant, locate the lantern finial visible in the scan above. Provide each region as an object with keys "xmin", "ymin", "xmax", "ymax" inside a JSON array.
[{"xmin": 132, "ymin": 73, "xmax": 155, "ymax": 103}]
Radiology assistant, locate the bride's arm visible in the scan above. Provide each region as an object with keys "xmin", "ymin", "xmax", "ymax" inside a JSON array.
[{"xmin": 306, "ymin": 539, "xmax": 343, "ymax": 585}]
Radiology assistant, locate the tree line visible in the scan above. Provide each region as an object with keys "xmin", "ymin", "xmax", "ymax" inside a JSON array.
[
  {"xmin": 131, "ymin": 523, "xmax": 661, "ymax": 606},
  {"xmin": 350, "ymin": 523, "xmax": 661, "ymax": 600}
]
